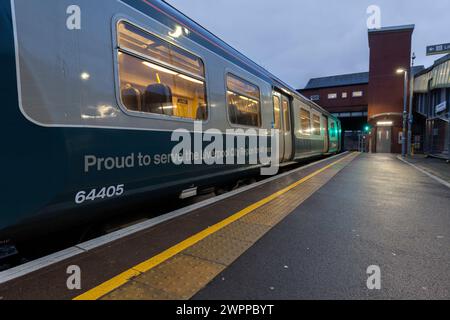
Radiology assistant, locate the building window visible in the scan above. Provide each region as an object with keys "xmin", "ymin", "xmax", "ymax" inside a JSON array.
[
  {"xmin": 352, "ymin": 91, "xmax": 363, "ymax": 97},
  {"xmin": 227, "ymin": 74, "xmax": 261, "ymax": 127},
  {"xmin": 417, "ymin": 93, "xmax": 427, "ymax": 115},
  {"xmin": 342, "ymin": 92, "xmax": 348, "ymax": 98},
  {"xmin": 312, "ymin": 114, "xmax": 321, "ymax": 135},
  {"xmin": 117, "ymin": 21, "xmax": 208, "ymax": 120},
  {"xmin": 328, "ymin": 93, "xmax": 337, "ymax": 99},
  {"xmin": 310, "ymin": 95, "xmax": 320, "ymax": 101},
  {"xmin": 300, "ymin": 109, "xmax": 311, "ymax": 135}
]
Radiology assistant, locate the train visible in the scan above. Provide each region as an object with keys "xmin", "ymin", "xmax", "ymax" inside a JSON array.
[{"xmin": 0, "ymin": 0, "xmax": 341, "ymax": 247}]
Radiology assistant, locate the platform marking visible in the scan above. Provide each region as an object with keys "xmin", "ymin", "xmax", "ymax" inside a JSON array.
[
  {"xmin": 74, "ymin": 152, "xmax": 358, "ymax": 300},
  {"xmin": 397, "ymin": 156, "xmax": 450, "ymax": 189}
]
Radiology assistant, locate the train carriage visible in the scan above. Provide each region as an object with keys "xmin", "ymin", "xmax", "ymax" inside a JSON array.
[{"xmin": 0, "ymin": 0, "xmax": 341, "ymax": 245}]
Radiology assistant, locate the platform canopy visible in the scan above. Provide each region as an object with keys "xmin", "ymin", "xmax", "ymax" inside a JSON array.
[{"xmin": 415, "ymin": 55, "xmax": 450, "ymax": 92}]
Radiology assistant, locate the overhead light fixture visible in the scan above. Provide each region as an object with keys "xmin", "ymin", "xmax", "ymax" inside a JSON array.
[
  {"xmin": 377, "ymin": 121, "xmax": 393, "ymax": 126},
  {"xmin": 178, "ymin": 74, "xmax": 204, "ymax": 84},
  {"xmin": 142, "ymin": 61, "xmax": 177, "ymax": 75},
  {"xmin": 396, "ymin": 68, "xmax": 406, "ymax": 74}
]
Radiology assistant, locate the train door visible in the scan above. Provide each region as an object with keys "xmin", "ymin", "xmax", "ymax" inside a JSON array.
[
  {"xmin": 272, "ymin": 92, "xmax": 293, "ymax": 162},
  {"xmin": 272, "ymin": 94, "xmax": 284, "ymax": 161},
  {"xmin": 323, "ymin": 116, "xmax": 329, "ymax": 153},
  {"xmin": 281, "ymin": 96, "xmax": 293, "ymax": 160}
]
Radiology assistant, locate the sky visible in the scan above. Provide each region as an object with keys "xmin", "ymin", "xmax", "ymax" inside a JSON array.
[{"xmin": 166, "ymin": 0, "xmax": 450, "ymax": 89}]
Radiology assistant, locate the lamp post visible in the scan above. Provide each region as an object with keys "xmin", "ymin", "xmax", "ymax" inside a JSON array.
[
  {"xmin": 397, "ymin": 68, "xmax": 408, "ymax": 157},
  {"xmin": 407, "ymin": 53, "xmax": 416, "ymax": 157}
]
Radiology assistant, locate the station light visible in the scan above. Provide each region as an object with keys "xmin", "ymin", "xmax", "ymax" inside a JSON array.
[{"xmin": 377, "ymin": 121, "xmax": 393, "ymax": 126}]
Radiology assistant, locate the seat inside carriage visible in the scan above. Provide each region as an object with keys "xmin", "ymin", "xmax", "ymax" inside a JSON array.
[
  {"xmin": 143, "ymin": 83, "xmax": 174, "ymax": 116},
  {"xmin": 121, "ymin": 84, "xmax": 142, "ymax": 112}
]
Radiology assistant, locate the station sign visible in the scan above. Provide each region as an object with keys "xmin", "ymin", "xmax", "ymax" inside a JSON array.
[
  {"xmin": 427, "ymin": 43, "xmax": 450, "ymax": 56},
  {"xmin": 435, "ymin": 101, "xmax": 447, "ymax": 114}
]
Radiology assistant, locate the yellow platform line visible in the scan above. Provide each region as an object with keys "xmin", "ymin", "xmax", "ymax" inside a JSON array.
[{"xmin": 74, "ymin": 152, "xmax": 357, "ymax": 300}]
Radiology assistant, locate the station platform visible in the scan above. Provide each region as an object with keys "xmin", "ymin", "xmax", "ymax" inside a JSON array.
[
  {"xmin": 399, "ymin": 154, "xmax": 450, "ymax": 186},
  {"xmin": 0, "ymin": 152, "xmax": 449, "ymax": 300}
]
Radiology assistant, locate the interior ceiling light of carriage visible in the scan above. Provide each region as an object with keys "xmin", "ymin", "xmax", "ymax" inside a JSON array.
[{"xmin": 141, "ymin": 61, "xmax": 203, "ymax": 84}]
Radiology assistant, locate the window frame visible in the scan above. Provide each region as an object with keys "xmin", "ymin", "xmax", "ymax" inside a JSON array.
[
  {"xmin": 113, "ymin": 18, "xmax": 210, "ymax": 123},
  {"xmin": 225, "ymin": 72, "xmax": 262, "ymax": 128}
]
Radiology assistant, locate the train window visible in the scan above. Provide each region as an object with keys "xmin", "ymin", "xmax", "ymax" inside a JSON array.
[
  {"xmin": 273, "ymin": 96, "xmax": 281, "ymax": 129},
  {"xmin": 282, "ymin": 100, "xmax": 291, "ymax": 132},
  {"xmin": 300, "ymin": 109, "xmax": 311, "ymax": 135},
  {"xmin": 227, "ymin": 74, "xmax": 261, "ymax": 127},
  {"xmin": 312, "ymin": 114, "xmax": 321, "ymax": 135},
  {"xmin": 117, "ymin": 21, "xmax": 208, "ymax": 120}
]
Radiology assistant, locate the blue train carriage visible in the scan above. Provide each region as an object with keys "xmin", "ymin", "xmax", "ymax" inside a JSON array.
[{"xmin": 0, "ymin": 0, "xmax": 341, "ymax": 244}]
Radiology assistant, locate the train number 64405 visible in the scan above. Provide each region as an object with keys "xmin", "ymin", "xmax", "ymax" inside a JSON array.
[{"xmin": 75, "ymin": 185, "xmax": 125, "ymax": 204}]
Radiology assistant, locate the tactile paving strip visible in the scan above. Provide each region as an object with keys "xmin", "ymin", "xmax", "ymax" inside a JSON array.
[{"xmin": 101, "ymin": 153, "xmax": 359, "ymax": 300}]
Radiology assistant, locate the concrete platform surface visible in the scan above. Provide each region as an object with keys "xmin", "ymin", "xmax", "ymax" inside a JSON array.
[
  {"xmin": 194, "ymin": 154, "xmax": 450, "ymax": 300},
  {"xmin": 403, "ymin": 155, "xmax": 450, "ymax": 184}
]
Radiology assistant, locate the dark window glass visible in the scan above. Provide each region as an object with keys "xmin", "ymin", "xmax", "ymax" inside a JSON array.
[{"xmin": 227, "ymin": 74, "xmax": 261, "ymax": 127}]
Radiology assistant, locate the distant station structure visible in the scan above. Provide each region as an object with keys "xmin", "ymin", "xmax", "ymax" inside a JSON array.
[
  {"xmin": 299, "ymin": 72, "xmax": 369, "ymax": 151},
  {"xmin": 413, "ymin": 54, "xmax": 450, "ymax": 159},
  {"xmin": 299, "ymin": 25, "xmax": 425, "ymax": 153}
]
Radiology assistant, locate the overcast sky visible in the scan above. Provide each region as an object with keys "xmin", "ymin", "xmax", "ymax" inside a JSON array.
[{"xmin": 166, "ymin": 0, "xmax": 449, "ymax": 89}]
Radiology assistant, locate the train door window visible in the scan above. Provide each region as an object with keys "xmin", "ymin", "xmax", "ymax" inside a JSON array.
[
  {"xmin": 330, "ymin": 122, "xmax": 336, "ymax": 138},
  {"xmin": 300, "ymin": 108, "xmax": 311, "ymax": 135},
  {"xmin": 312, "ymin": 114, "xmax": 321, "ymax": 135},
  {"xmin": 117, "ymin": 21, "xmax": 208, "ymax": 121},
  {"xmin": 282, "ymin": 99, "xmax": 291, "ymax": 132},
  {"xmin": 227, "ymin": 74, "xmax": 261, "ymax": 127},
  {"xmin": 273, "ymin": 96, "xmax": 281, "ymax": 129}
]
